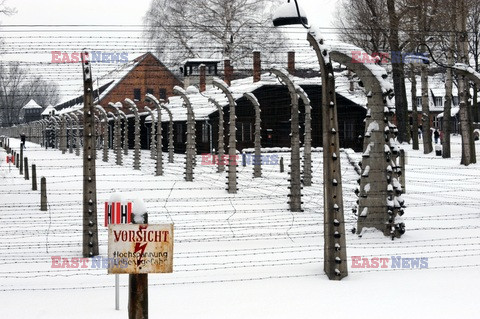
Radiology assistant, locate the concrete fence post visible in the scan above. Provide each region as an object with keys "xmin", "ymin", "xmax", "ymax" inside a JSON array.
[
  {"xmin": 271, "ymin": 68, "xmax": 302, "ymax": 212},
  {"xmin": 297, "ymin": 87, "xmax": 312, "ymax": 186},
  {"xmin": 244, "ymin": 93, "xmax": 262, "ymax": 178},
  {"xmin": 125, "ymin": 99, "xmax": 141, "ymax": 170},
  {"xmin": 208, "ymin": 97, "xmax": 225, "ymax": 173},
  {"xmin": 212, "ymin": 79, "xmax": 238, "ymax": 193},
  {"xmin": 173, "ymin": 87, "xmax": 195, "ymax": 181}
]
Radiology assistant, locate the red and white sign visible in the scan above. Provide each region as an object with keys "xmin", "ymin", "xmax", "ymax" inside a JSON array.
[
  {"xmin": 108, "ymin": 224, "xmax": 174, "ymax": 274},
  {"xmin": 104, "ymin": 202, "xmax": 132, "ymax": 226}
]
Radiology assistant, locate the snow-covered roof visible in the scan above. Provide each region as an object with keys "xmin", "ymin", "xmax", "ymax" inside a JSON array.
[
  {"xmin": 41, "ymin": 104, "xmax": 56, "ymax": 116},
  {"xmin": 22, "ymin": 99, "xmax": 42, "ymax": 109},
  {"xmin": 55, "ymin": 53, "xmax": 175, "ymax": 115},
  {"xmin": 182, "ymin": 58, "xmax": 221, "ymax": 64},
  {"xmin": 145, "ymin": 72, "xmax": 366, "ymax": 123},
  {"xmin": 437, "ymin": 106, "xmax": 460, "ymax": 118}
]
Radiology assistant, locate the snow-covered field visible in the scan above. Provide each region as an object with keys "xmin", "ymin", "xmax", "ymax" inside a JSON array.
[{"xmin": 0, "ymin": 136, "xmax": 479, "ymax": 319}]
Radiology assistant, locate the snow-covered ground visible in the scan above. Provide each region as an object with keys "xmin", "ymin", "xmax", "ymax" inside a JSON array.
[{"xmin": 0, "ymin": 136, "xmax": 479, "ymax": 318}]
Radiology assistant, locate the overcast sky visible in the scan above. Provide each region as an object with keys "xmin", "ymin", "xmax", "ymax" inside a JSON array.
[
  {"xmin": 0, "ymin": 0, "xmax": 339, "ymax": 102},
  {"xmin": 1, "ymin": 0, "xmax": 337, "ymax": 28}
]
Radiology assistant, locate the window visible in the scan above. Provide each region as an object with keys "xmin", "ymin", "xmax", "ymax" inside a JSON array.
[
  {"xmin": 434, "ymin": 97, "xmax": 443, "ymax": 107},
  {"xmin": 244, "ymin": 123, "xmax": 252, "ymax": 142},
  {"xmin": 343, "ymin": 122, "xmax": 355, "ymax": 140},
  {"xmin": 416, "ymin": 97, "xmax": 422, "ymax": 107},
  {"xmin": 235, "ymin": 122, "xmax": 252, "ymax": 142},
  {"xmin": 176, "ymin": 123, "xmax": 183, "ymax": 143},
  {"xmin": 202, "ymin": 122, "xmax": 209, "ymax": 143},
  {"xmin": 159, "ymin": 88, "xmax": 167, "ymax": 100},
  {"xmin": 453, "ymin": 96, "xmax": 459, "ymax": 106},
  {"xmin": 133, "ymin": 88, "xmax": 141, "ymax": 101},
  {"xmin": 147, "ymin": 88, "xmax": 154, "ymax": 95},
  {"xmin": 433, "ymin": 116, "xmax": 441, "ymax": 128}
]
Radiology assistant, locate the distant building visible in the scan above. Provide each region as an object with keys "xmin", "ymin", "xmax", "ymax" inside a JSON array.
[
  {"xmin": 55, "ymin": 52, "xmax": 183, "ymax": 115},
  {"xmin": 405, "ymin": 74, "xmax": 460, "ymax": 133},
  {"xmin": 41, "ymin": 105, "xmax": 56, "ymax": 119},
  {"xmin": 160, "ymin": 72, "xmax": 367, "ymax": 153},
  {"xmin": 20, "ymin": 99, "xmax": 43, "ymax": 123},
  {"xmin": 182, "ymin": 58, "xmax": 220, "ymax": 88}
]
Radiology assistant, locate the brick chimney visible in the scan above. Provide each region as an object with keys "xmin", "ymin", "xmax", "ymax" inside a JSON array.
[
  {"xmin": 199, "ymin": 64, "xmax": 206, "ymax": 92},
  {"xmin": 253, "ymin": 51, "xmax": 261, "ymax": 83},
  {"xmin": 224, "ymin": 58, "xmax": 233, "ymax": 86},
  {"xmin": 288, "ymin": 51, "xmax": 295, "ymax": 75}
]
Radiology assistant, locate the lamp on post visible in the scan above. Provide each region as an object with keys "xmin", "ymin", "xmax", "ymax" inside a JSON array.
[{"xmin": 273, "ymin": 0, "xmax": 348, "ymax": 280}]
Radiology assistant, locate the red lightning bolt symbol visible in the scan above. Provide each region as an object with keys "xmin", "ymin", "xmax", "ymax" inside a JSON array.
[{"xmin": 134, "ymin": 242, "xmax": 148, "ymax": 266}]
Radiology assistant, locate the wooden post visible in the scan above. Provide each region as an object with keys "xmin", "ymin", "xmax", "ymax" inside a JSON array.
[
  {"xmin": 128, "ymin": 212, "xmax": 148, "ymax": 319},
  {"xmin": 280, "ymin": 156, "xmax": 284, "ymax": 173},
  {"xmin": 16, "ymin": 151, "xmax": 19, "ymax": 168},
  {"xmin": 40, "ymin": 177, "xmax": 47, "ymax": 211},
  {"xmin": 24, "ymin": 157, "xmax": 29, "ymax": 180},
  {"xmin": 81, "ymin": 52, "xmax": 99, "ymax": 257},
  {"xmin": 32, "ymin": 164, "xmax": 37, "ymax": 191}
]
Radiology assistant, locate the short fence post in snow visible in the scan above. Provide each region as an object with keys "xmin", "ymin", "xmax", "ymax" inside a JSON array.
[
  {"xmin": 20, "ymin": 146, "xmax": 24, "ymax": 174},
  {"xmin": 280, "ymin": 156, "xmax": 284, "ymax": 173},
  {"xmin": 24, "ymin": 157, "xmax": 29, "ymax": 180},
  {"xmin": 20, "ymin": 145, "xmax": 24, "ymax": 175},
  {"xmin": 32, "ymin": 164, "xmax": 37, "ymax": 190},
  {"xmin": 40, "ymin": 177, "xmax": 47, "ymax": 211}
]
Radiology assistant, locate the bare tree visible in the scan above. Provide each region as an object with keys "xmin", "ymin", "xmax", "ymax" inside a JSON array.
[
  {"xmin": 457, "ymin": 0, "xmax": 477, "ymax": 165},
  {"xmin": 335, "ymin": 0, "xmax": 411, "ymax": 143},
  {"xmin": 0, "ymin": 62, "xmax": 60, "ymax": 126},
  {"xmin": 467, "ymin": 0, "xmax": 480, "ymax": 123},
  {"xmin": 334, "ymin": 0, "xmax": 390, "ymax": 54},
  {"xmin": 143, "ymin": 0, "xmax": 286, "ymax": 67},
  {"xmin": 0, "ymin": 0, "xmax": 15, "ymax": 15}
]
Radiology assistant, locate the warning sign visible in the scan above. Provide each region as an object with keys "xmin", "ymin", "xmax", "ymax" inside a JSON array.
[{"xmin": 107, "ymin": 224, "xmax": 173, "ymax": 274}]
